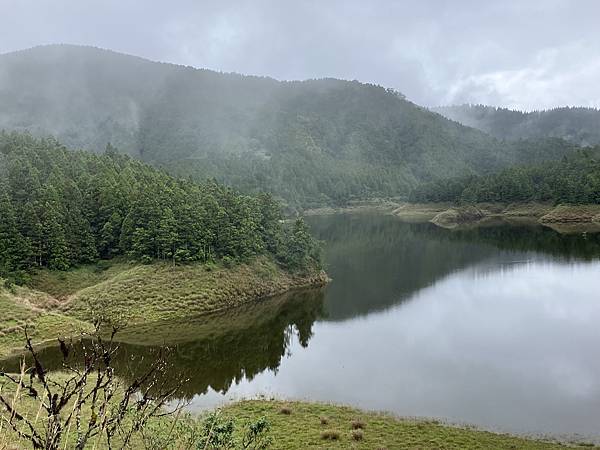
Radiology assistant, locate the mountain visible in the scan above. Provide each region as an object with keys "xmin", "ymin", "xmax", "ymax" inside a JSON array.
[
  {"xmin": 0, "ymin": 45, "xmax": 580, "ymax": 207},
  {"xmin": 433, "ymin": 104, "xmax": 600, "ymax": 146}
]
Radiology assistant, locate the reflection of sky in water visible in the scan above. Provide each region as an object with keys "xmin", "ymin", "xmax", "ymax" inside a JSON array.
[{"xmin": 187, "ymin": 260, "xmax": 600, "ymax": 440}]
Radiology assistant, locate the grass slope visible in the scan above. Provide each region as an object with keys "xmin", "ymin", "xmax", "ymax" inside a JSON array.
[
  {"xmin": 223, "ymin": 400, "xmax": 581, "ymax": 449},
  {"xmin": 62, "ymin": 257, "xmax": 328, "ymax": 325},
  {"xmin": 0, "ymin": 392, "xmax": 588, "ymax": 449},
  {"xmin": 0, "ymin": 283, "xmax": 91, "ymax": 358},
  {"xmin": 26, "ymin": 259, "xmax": 135, "ymax": 299},
  {"xmin": 0, "ymin": 257, "xmax": 327, "ymax": 356}
]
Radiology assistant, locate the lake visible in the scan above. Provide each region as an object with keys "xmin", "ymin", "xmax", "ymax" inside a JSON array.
[{"xmin": 5, "ymin": 213, "xmax": 600, "ymax": 441}]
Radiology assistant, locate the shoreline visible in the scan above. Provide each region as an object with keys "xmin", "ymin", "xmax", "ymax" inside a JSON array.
[
  {"xmin": 403, "ymin": 203, "xmax": 600, "ymax": 231},
  {"xmin": 0, "ymin": 394, "xmax": 592, "ymax": 448},
  {"xmin": 0, "ymin": 258, "xmax": 329, "ymax": 358},
  {"xmin": 303, "ymin": 200, "xmax": 600, "ymax": 232},
  {"xmin": 302, "ymin": 199, "xmax": 402, "ymax": 216},
  {"xmin": 221, "ymin": 399, "xmax": 592, "ymax": 449}
]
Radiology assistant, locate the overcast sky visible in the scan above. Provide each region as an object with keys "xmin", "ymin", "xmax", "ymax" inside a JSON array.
[{"xmin": 1, "ymin": 0, "xmax": 599, "ymax": 110}]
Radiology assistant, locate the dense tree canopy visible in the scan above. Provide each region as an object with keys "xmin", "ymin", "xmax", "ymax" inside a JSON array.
[
  {"xmin": 410, "ymin": 148, "xmax": 600, "ymax": 205},
  {"xmin": 0, "ymin": 133, "xmax": 321, "ymax": 281},
  {"xmin": 0, "ymin": 45, "xmax": 583, "ymax": 208}
]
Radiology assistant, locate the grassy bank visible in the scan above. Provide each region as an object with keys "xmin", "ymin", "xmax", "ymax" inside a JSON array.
[
  {"xmin": 0, "ymin": 393, "xmax": 591, "ymax": 449},
  {"xmin": 62, "ymin": 257, "xmax": 328, "ymax": 325},
  {"xmin": 0, "ymin": 283, "xmax": 92, "ymax": 358},
  {"xmin": 303, "ymin": 199, "xmax": 402, "ymax": 216},
  {"xmin": 221, "ymin": 400, "xmax": 583, "ymax": 449},
  {"xmin": 0, "ymin": 257, "xmax": 328, "ymax": 357}
]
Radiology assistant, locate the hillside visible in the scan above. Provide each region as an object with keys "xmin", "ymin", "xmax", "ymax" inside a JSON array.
[
  {"xmin": 434, "ymin": 104, "xmax": 600, "ymax": 146},
  {"xmin": 0, "ymin": 257, "xmax": 327, "ymax": 357},
  {"xmin": 0, "ymin": 45, "xmax": 580, "ymax": 207},
  {"xmin": 0, "ymin": 132, "xmax": 327, "ymax": 356},
  {"xmin": 410, "ymin": 147, "xmax": 600, "ymax": 205}
]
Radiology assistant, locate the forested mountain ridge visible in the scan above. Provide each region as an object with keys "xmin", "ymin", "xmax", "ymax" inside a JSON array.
[
  {"xmin": 0, "ymin": 45, "xmax": 581, "ymax": 206},
  {"xmin": 433, "ymin": 104, "xmax": 600, "ymax": 146},
  {"xmin": 0, "ymin": 132, "xmax": 321, "ymax": 281}
]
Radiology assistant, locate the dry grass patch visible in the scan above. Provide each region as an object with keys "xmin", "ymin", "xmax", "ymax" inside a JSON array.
[
  {"xmin": 0, "ymin": 283, "xmax": 92, "ymax": 357},
  {"xmin": 351, "ymin": 429, "xmax": 364, "ymax": 441},
  {"xmin": 279, "ymin": 406, "xmax": 293, "ymax": 415},
  {"xmin": 320, "ymin": 429, "xmax": 340, "ymax": 440},
  {"xmin": 351, "ymin": 418, "xmax": 366, "ymax": 430},
  {"xmin": 64, "ymin": 257, "xmax": 326, "ymax": 325}
]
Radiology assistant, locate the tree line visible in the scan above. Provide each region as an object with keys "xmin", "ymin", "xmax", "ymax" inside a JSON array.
[
  {"xmin": 410, "ymin": 147, "xmax": 600, "ymax": 204},
  {"xmin": 0, "ymin": 133, "xmax": 321, "ymax": 281}
]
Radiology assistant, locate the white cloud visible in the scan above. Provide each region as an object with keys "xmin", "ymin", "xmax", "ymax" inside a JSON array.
[
  {"xmin": 442, "ymin": 41, "xmax": 600, "ymax": 110},
  {"xmin": 1, "ymin": 0, "xmax": 599, "ymax": 110}
]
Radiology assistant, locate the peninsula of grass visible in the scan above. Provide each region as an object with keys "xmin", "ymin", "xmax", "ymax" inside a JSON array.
[
  {"xmin": 222, "ymin": 400, "xmax": 591, "ymax": 449},
  {"xmin": 0, "ymin": 257, "xmax": 328, "ymax": 357},
  {"xmin": 62, "ymin": 257, "xmax": 328, "ymax": 324}
]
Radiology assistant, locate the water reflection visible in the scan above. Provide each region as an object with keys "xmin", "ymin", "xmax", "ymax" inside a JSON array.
[
  {"xmin": 308, "ymin": 214, "xmax": 600, "ymax": 320},
  {"xmin": 3, "ymin": 214, "xmax": 600, "ymax": 439},
  {"xmin": 1, "ymin": 289, "xmax": 325, "ymax": 400},
  {"xmin": 186, "ymin": 260, "xmax": 600, "ymax": 439}
]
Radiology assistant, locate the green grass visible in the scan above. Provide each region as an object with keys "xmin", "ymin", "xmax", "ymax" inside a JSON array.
[
  {"xmin": 27, "ymin": 258, "xmax": 135, "ymax": 299},
  {"xmin": 0, "ymin": 283, "xmax": 92, "ymax": 358},
  {"xmin": 63, "ymin": 256, "xmax": 327, "ymax": 325},
  {"xmin": 222, "ymin": 400, "xmax": 587, "ymax": 449},
  {"xmin": 1, "ymin": 392, "xmax": 590, "ymax": 450},
  {"xmin": 0, "ymin": 257, "xmax": 327, "ymax": 356}
]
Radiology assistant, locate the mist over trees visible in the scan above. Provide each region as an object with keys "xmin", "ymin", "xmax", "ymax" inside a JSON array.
[
  {"xmin": 0, "ymin": 45, "xmax": 584, "ymax": 208},
  {"xmin": 434, "ymin": 104, "xmax": 600, "ymax": 147}
]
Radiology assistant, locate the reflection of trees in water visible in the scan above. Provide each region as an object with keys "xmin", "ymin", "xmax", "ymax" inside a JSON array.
[
  {"xmin": 438, "ymin": 220, "xmax": 600, "ymax": 260},
  {"xmin": 4, "ymin": 216, "xmax": 597, "ymax": 402},
  {"xmin": 0, "ymin": 288, "xmax": 325, "ymax": 400},
  {"xmin": 307, "ymin": 214, "xmax": 600, "ymax": 321}
]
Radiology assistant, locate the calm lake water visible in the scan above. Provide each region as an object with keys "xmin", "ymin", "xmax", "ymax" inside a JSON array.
[{"xmin": 5, "ymin": 213, "xmax": 600, "ymax": 440}]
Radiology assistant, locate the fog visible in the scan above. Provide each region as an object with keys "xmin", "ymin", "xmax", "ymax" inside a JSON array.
[{"xmin": 2, "ymin": 0, "xmax": 600, "ymax": 110}]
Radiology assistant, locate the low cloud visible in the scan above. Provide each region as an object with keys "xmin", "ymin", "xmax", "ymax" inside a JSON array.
[{"xmin": 1, "ymin": 0, "xmax": 599, "ymax": 110}]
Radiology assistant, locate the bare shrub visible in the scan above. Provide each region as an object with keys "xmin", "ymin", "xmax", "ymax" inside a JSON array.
[{"xmin": 0, "ymin": 323, "xmax": 185, "ymax": 449}]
